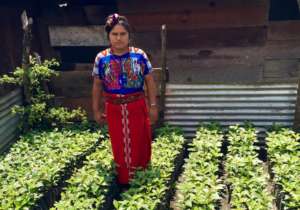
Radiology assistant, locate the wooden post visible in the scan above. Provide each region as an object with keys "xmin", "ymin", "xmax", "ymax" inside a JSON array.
[
  {"xmin": 21, "ymin": 10, "xmax": 33, "ymax": 105},
  {"xmin": 158, "ymin": 24, "xmax": 167, "ymax": 126}
]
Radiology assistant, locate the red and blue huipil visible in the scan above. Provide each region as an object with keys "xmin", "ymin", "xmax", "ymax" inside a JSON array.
[{"xmin": 92, "ymin": 47, "xmax": 152, "ymax": 184}]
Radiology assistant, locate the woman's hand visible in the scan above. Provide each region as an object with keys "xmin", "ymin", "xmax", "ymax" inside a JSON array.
[
  {"xmin": 92, "ymin": 77, "xmax": 106, "ymax": 126},
  {"xmin": 149, "ymin": 106, "xmax": 158, "ymax": 125},
  {"xmin": 145, "ymin": 74, "xmax": 158, "ymax": 125},
  {"xmin": 94, "ymin": 111, "xmax": 107, "ymax": 126}
]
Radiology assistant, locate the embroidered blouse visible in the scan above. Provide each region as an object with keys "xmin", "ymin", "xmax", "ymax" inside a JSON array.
[{"xmin": 92, "ymin": 47, "xmax": 152, "ymax": 94}]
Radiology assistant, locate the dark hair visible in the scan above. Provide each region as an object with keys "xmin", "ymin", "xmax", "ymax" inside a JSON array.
[{"xmin": 104, "ymin": 13, "xmax": 131, "ymax": 36}]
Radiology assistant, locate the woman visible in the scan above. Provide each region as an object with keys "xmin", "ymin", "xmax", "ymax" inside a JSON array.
[{"xmin": 92, "ymin": 14, "xmax": 158, "ymax": 186}]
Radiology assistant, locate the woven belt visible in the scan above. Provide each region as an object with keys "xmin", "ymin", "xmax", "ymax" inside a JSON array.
[{"xmin": 105, "ymin": 93, "xmax": 145, "ymax": 105}]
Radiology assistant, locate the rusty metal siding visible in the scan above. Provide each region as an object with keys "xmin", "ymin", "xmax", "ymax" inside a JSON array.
[
  {"xmin": 164, "ymin": 83, "xmax": 298, "ymax": 138},
  {"xmin": 0, "ymin": 89, "xmax": 22, "ymax": 153}
]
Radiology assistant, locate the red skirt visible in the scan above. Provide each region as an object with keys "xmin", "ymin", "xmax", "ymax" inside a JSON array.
[{"xmin": 105, "ymin": 93, "xmax": 152, "ymax": 184}]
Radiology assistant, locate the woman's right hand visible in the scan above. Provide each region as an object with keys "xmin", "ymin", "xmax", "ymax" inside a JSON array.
[{"xmin": 94, "ymin": 111, "xmax": 107, "ymax": 126}]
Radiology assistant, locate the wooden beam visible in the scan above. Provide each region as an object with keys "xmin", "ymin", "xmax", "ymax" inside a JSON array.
[
  {"xmin": 21, "ymin": 10, "xmax": 33, "ymax": 105},
  {"xmin": 158, "ymin": 25, "xmax": 167, "ymax": 126},
  {"xmin": 21, "ymin": 10, "xmax": 33, "ymax": 132},
  {"xmin": 133, "ymin": 26, "xmax": 267, "ymax": 49},
  {"xmin": 268, "ymin": 21, "xmax": 300, "ymax": 41},
  {"xmin": 118, "ymin": 0, "xmax": 268, "ymax": 14},
  {"xmin": 118, "ymin": 0, "xmax": 269, "ymax": 31},
  {"xmin": 50, "ymin": 71, "xmax": 93, "ymax": 98},
  {"xmin": 48, "ymin": 25, "xmax": 109, "ymax": 47}
]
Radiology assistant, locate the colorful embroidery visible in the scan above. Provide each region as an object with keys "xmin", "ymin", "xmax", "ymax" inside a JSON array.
[{"xmin": 92, "ymin": 47, "xmax": 152, "ymax": 94}]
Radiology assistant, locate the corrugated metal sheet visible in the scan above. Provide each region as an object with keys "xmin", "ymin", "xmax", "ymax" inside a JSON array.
[
  {"xmin": 0, "ymin": 89, "xmax": 22, "ymax": 153},
  {"xmin": 164, "ymin": 83, "xmax": 298, "ymax": 138}
]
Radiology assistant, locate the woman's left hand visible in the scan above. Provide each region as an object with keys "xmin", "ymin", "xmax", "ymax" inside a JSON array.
[{"xmin": 149, "ymin": 106, "xmax": 159, "ymax": 125}]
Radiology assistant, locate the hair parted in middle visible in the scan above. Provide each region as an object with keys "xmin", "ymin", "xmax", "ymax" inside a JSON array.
[{"xmin": 104, "ymin": 13, "xmax": 131, "ymax": 36}]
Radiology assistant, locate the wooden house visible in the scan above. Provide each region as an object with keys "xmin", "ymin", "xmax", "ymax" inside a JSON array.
[{"xmin": 1, "ymin": 0, "xmax": 300, "ymax": 125}]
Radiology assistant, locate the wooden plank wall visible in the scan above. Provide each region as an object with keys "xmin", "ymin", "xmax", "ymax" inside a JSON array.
[
  {"xmin": 116, "ymin": 1, "xmax": 300, "ymax": 85},
  {"xmin": 119, "ymin": 0, "xmax": 269, "ymax": 48},
  {"xmin": 118, "ymin": 0, "xmax": 268, "ymax": 29},
  {"xmin": 2, "ymin": 0, "xmax": 300, "ymax": 123},
  {"xmin": 116, "ymin": 0, "xmax": 272, "ymax": 84},
  {"xmin": 50, "ymin": 68, "xmax": 163, "ymax": 120},
  {"xmin": 0, "ymin": 8, "xmax": 23, "ymax": 75}
]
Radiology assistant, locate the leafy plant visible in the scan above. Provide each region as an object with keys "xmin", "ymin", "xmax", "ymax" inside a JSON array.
[
  {"xmin": 0, "ymin": 56, "xmax": 87, "ymax": 131},
  {"xmin": 52, "ymin": 140, "xmax": 115, "ymax": 210},
  {"xmin": 155, "ymin": 123, "xmax": 183, "ymax": 137},
  {"xmin": 225, "ymin": 125, "xmax": 273, "ymax": 210},
  {"xmin": 175, "ymin": 125, "xmax": 224, "ymax": 210},
  {"xmin": 0, "ymin": 128, "xmax": 103, "ymax": 209},
  {"xmin": 198, "ymin": 121, "xmax": 222, "ymax": 131},
  {"xmin": 266, "ymin": 128, "xmax": 300, "ymax": 209},
  {"xmin": 113, "ymin": 126, "xmax": 185, "ymax": 210}
]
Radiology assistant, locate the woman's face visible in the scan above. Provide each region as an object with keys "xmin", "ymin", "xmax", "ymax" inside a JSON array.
[{"xmin": 109, "ymin": 24, "xmax": 129, "ymax": 51}]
